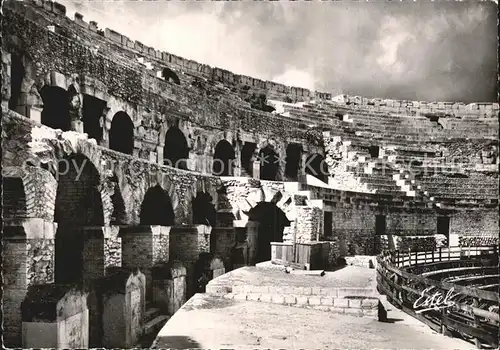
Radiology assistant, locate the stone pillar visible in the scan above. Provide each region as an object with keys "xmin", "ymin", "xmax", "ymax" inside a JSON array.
[
  {"xmin": 193, "ymin": 254, "xmax": 225, "ymax": 293},
  {"xmin": 3, "ymin": 219, "xmax": 56, "ymax": 348},
  {"xmin": 295, "ymin": 207, "xmax": 322, "ymax": 242},
  {"xmin": 21, "ymin": 285, "xmax": 89, "ymax": 348},
  {"xmin": 71, "ymin": 120, "xmax": 84, "ymax": 133},
  {"xmin": 253, "ymin": 160, "xmax": 260, "ymax": 179},
  {"xmin": 82, "ymin": 226, "xmax": 105, "ymax": 284},
  {"xmin": 152, "ymin": 261, "xmax": 187, "ymax": 315},
  {"xmin": 2, "ymin": 49, "xmax": 11, "ymax": 108},
  {"xmin": 169, "ymin": 225, "xmax": 211, "ymax": 297},
  {"xmin": 120, "ymin": 225, "xmax": 171, "ymax": 298},
  {"xmin": 100, "ymin": 269, "xmax": 146, "ymax": 348},
  {"xmin": 156, "ymin": 145, "xmax": 164, "ymax": 165},
  {"xmin": 245, "ymin": 221, "xmax": 260, "ymax": 264},
  {"xmin": 103, "ymin": 226, "xmax": 122, "ymax": 271}
]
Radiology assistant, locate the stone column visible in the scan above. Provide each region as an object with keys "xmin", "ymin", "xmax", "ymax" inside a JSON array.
[
  {"xmin": 152, "ymin": 261, "xmax": 187, "ymax": 315},
  {"xmin": 156, "ymin": 145, "xmax": 164, "ymax": 165},
  {"xmin": 1, "ymin": 49, "xmax": 11, "ymax": 108},
  {"xmin": 82, "ymin": 226, "xmax": 105, "ymax": 284},
  {"xmin": 3, "ymin": 219, "xmax": 56, "ymax": 348},
  {"xmin": 252, "ymin": 160, "xmax": 260, "ymax": 179},
  {"xmin": 120, "ymin": 225, "xmax": 171, "ymax": 298},
  {"xmin": 169, "ymin": 225, "xmax": 211, "ymax": 297},
  {"xmin": 22, "ymin": 285, "xmax": 89, "ymax": 348},
  {"xmin": 100, "ymin": 269, "xmax": 146, "ymax": 348}
]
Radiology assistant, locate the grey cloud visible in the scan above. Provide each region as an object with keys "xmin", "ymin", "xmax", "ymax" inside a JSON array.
[{"xmin": 61, "ymin": 0, "xmax": 497, "ymax": 102}]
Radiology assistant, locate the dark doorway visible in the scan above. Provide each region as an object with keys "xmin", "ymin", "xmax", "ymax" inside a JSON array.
[
  {"xmin": 54, "ymin": 154, "xmax": 104, "ymax": 284},
  {"xmin": 375, "ymin": 215, "xmax": 386, "ymax": 235},
  {"xmin": 110, "ymin": 174, "xmax": 127, "ymax": 225},
  {"xmin": 369, "ymin": 146, "xmax": 380, "ymax": 158},
  {"xmin": 40, "ymin": 86, "xmax": 71, "ymax": 131},
  {"xmin": 192, "ymin": 191, "xmax": 216, "ymax": 226},
  {"xmin": 258, "ymin": 146, "xmax": 279, "ymax": 181},
  {"xmin": 162, "ymin": 67, "xmax": 180, "ymax": 85},
  {"xmin": 109, "ymin": 111, "xmax": 134, "ymax": 154},
  {"xmin": 324, "ymin": 211, "xmax": 333, "ymax": 238},
  {"xmin": 83, "ymin": 94, "xmax": 106, "ymax": 143},
  {"xmin": 164, "ymin": 127, "xmax": 189, "ymax": 169},
  {"xmin": 9, "ymin": 53, "xmax": 24, "ymax": 112},
  {"xmin": 437, "ymin": 216, "xmax": 450, "ymax": 237},
  {"xmin": 285, "ymin": 143, "xmax": 302, "ymax": 180},
  {"xmin": 305, "ymin": 153, "xmax": 328, "ymax": 183},
  {"xmin": 247, "ymin": 202, "xmax": 290, "ymax": 263},
  {"xmin": 213, "ymin": 140, "xmax": 235, "ymax": 176},
  {"xmin": 241, "ymin": 142, "xmax": 256, "ymax": 177},
  {"xmin": 140, "ymin": 185, "xmax": 175, "ymax": 226}
]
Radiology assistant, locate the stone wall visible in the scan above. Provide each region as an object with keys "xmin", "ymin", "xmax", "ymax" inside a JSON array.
[
  {"xmin": 331, "ymin": 208, "xmax": 376, "ymax": 256},
  {"xmin": 295, "ymin": 206, "xmax": 322, "ymax": 242},
  {"xmin": 386, "ymin": 213, "xmax": 437, "ymax": 236},
  {"xmin": 450, "ymin": 210, "xmax": 499, "ymax": 238}
]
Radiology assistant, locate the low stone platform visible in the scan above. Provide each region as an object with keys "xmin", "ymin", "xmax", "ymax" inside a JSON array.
[
  {"xmin": 206, "ymin": 265, "xmax": 378, "ymax": 297},
  {"xmin": 152, "ymin": 293, "xmax": 471, "ymax": 349}
]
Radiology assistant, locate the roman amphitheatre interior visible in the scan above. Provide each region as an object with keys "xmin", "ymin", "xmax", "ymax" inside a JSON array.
[{"xmin": 1, "ymin": 0, "xmax": 499, "ymax": 349}]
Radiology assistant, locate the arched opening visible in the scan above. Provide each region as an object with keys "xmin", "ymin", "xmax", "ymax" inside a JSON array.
[
  {"xmin": 9, "ymin": 53, "xmax": 25, "ymax": 112},
  {"xmin": 54, "ymin": 154, "xmax": 104, "ymax": 284},
  {"xmin": 241, "ymin": 142, "xmax": 256, "ymax": 177},
  {"xmin": 162, "ymin": 68, "xmax": 180, "ymax": 85},
  {"xmin": 139, "ymin": 185, "xmax": 175, "ymax": 225},
  {"xmin": 110, "ymin": 174, "xmax": 127, "ymax": 225},
  {"xmin": 213, "ymin": 140, "xmax": 235, "ymax": 176},
  {"xmin": 40, "ymin": 86, "xmax": 71, "ymax": 131},
  {"xmin": 258, "ymin": 145, "xmax": 280, "ymax": 181},
  {"xmin": 109, "ymin": 111, "xmax": 134, "ymax": 155},
  {"xmin": 83, "ymin": 94, "xmax": 106, "ymax": 143},
  {"xmin": 192, "ymin": 191, "xmax": 216, "ymax": 226},
  {"xmin": 164, "ymin": 127, "xmax": 189, "ymax": 169},
  {"xmin": 305, "ymin": 153, "xmax": 328, "ymax": 183},
  {"xmin": 247, "ymin": 202, "xmax": 290, "ymax": 263},
  {"xmin": 285, "ymin": 143, "xmax": 302, "ymax": 181}
]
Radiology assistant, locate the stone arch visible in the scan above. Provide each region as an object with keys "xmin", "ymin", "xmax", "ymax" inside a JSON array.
[
  {"xmin": 40, "ymin": 85, "xmax": 71, "ymax": 131},
  {"xmin": 164, "ymin": 126, "xmax": 189, "ymax": 169},
  {"xmin": 54, "ymin": 154, "xmax": 105, "ymax": 284},
  {"xmin": 109, "ymin": 111, "xmax": 134, "ymax": 155},
  {"xmin": 192, "ymin": 191, "xmax": 216, "ymax": 226},
  {"xmin": 305, "ymin": 153, "xmax": 329, "ymax": 183},
  {"xmin": 285, "ymin": 143, "xmax": 302, "ymax": 181},
  {"xmin": 247, "ymin": 201, "xmax": 291, "ymax": 263},
  {"xmin": 213, "ymin": 139, "xmax": 235, "ymax": 176},
  {"xmin": 140, "ymin": 184, "xmax": 175, "ymax": 226},
  {"xmin": 8, "ymin": 52, "xmax": 25, "ymax": 112},
  {"xmin": 258, "ymin": 145, "xmax": 280, "ymax": 181},
  {"xmin": 2, "ymin": 166, "xmax": 58, "ymax": 221},
  {"xmin": 162, "ymin": 67, "xmax": 180, "ymax": 85}
]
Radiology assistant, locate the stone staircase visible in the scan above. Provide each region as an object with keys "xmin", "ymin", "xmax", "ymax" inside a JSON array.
[{"xmin": 138, "ymin": 304, "xmax": 170, "ymax": 347}]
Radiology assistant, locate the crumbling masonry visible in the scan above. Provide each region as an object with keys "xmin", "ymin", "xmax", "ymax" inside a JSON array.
[{"xmin": 2, "ymin": 0, "xmax": 499, "ymax": 348}]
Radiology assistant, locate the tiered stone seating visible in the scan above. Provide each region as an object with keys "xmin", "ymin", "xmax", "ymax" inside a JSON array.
[{"xmin": 417, "ymin": 176, "xmax": 498, "ymax": 204}]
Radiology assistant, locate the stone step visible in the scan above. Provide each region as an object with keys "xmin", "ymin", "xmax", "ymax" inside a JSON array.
[
  {"xmin": 144, "ymin": 307, "xmax": 161, "ymax": 322},
  {"xmin": 143, "ymin": 315, "xmax": 170, "ymax": 336},
  {"xmin": 223, "ymin": 293, "xmax": 382, "ymax": 319}
]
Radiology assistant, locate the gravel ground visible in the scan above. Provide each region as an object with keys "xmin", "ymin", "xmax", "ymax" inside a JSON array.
[{"xmin": 153, "ymin": 294, "xmax": 472, "ymax": 349}]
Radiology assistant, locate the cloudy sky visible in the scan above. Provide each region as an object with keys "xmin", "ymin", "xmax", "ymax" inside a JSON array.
[{"xmin": 61, "ymin": 0, "xmax": 497, "ymax": 103}]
